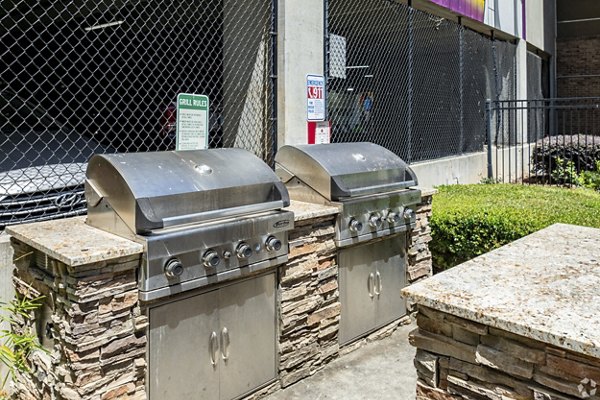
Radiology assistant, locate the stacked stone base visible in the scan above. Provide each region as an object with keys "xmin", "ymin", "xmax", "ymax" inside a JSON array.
[
  {"xmin": 411, "ymin": 306, "xmax": 600, "ymax": 400},
  {"xmin": 10, "ymin": 240, "xmax": 146, "ymax": 400},
  {"xmin": 277, "ymin": 214, "xmax": 340, "ymax": 388},
  {"xmin": 408, "ymin": 194, "xmax": 434, "ymax": 284}
]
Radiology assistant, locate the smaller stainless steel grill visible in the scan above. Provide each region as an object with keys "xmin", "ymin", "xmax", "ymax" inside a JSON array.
[
  {"xmin": 85, "ymin": 149, "xmax": 293, "ymax": 301},
  {"xmin": 276, "ymin": 142, "xmax": 421, "ymax": 345},
  {"xmin": 275, "ymin": 142, "xmax": 421, "ymax": 246}
]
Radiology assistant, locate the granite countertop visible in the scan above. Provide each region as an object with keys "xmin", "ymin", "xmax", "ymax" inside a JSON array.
[
  {"xmin": 5, "ymin": 203, "xmax": 339, "ymax": 267},
  {"xmin": 417, "ymin": 187, "xmax": 437, "ymax": 197},
  {"xmin": 402, "ymin": 223, "xmax": 600, "ymax": 358},
  {"xmin": 285, "ymin": 200, "xmax": 341, "ymax": 221},
  {"xmin": 6, "ymin": 216, "xmax": 143, "ymax": 267}
]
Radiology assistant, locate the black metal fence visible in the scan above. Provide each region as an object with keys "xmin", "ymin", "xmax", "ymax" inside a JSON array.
[
  {"xmin": 487, "ymin": 98, "xmax": 600, "ymax": 186},
  {"xmin": 1, "ymin": 0, "xmax": 277, "ymax": 228},
  {"xmin": 326, "ymin": 0, "xmax": 517, "ymax": 163}
]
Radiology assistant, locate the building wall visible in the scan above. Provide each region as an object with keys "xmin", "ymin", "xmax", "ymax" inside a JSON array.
[
  {"xmin": 556, "ymin": 0, "xmax": 600, "ymax": 98},
  {"xmin": 484, "ymin": 0, "xmax": 524, "ymax": 39},
  {"xmin": 526, "ymin": 0, "xmax": 557, "ymax": 54},
  {"xmin": 557, "ymin": 36, "xmax": 600, "ymax": 97}
]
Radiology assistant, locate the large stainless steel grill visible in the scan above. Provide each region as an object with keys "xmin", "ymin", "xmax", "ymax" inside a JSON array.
[
  {"xmin": 85, "ymin": 148, "xmax": 293, "ymax": 301},
  {"xmin": 275, "ymin": 142, "xmax": 420, "ymax": 345}
]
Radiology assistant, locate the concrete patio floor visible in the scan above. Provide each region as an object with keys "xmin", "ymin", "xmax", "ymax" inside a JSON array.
[{"xmin": 265, "ymin": 322, "xmax": 417, "ymax": 400}]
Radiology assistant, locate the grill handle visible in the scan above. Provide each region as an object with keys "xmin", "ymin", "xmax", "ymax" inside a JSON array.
[
  {"xmin": 332, "ymin": 178, "xmax": 417, "ymax": 199},
  {"xmin": 158, "ymin": 201, "xmax": 285, "ymax": 231},
  {"xmin": 209, "ymin": 331, "xmax": 219, "ymax": 366},
  {"xmin": 221, "ymin": 327, "xmax": 230, "ymax": 361},
  {"xmin": 368, "ymin": 273, "xmax": 375, "ymax": 298},
  {"xmin": 375, "ymin": 271, "xmax": 382, "ymax": 296}
]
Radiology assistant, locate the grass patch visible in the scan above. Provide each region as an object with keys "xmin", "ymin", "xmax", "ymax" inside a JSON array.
[{"xmin": 430, "ymin": 184, "xmax": 600, "ymax": 271}]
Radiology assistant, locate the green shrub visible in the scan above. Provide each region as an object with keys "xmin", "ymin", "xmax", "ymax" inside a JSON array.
[
  {"xmin": 430, "ymin": 184, "xmax": 600, "ymax": 271},
  {"xmin": 532, "ymin": 135, "xmax": 600, "ymax": 175},
  {"xmin": 550, "ymin": 158, "xmax": 600, "ymax": 191},
  {"xmin": 579, "ymin": 161, "xmax": 600, "ymax": 191},
  {"xmin": 0, "ymin": 296, "xmax": 45, "ymax": 399}
]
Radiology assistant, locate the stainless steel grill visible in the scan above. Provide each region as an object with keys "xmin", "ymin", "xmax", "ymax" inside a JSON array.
[
  {"xmin": 85, "ymin": 148, "xmax": 293, "ymax": 301},
  {"xmin": 276, "ymin": 142, "xmax": 421, "ymax": 246},
  {"xmin": 275, "ymin": 142, "xmax": 420, "ymax": 345}
]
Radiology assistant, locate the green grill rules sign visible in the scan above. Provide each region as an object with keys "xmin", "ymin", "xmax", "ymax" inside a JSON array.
[{"xmin": 176, "ymin": 93, "xmax": 209, "ymax": 151}]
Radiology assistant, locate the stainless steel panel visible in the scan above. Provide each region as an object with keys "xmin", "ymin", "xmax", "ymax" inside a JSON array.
[
  {"xmin": 338, "ymin": 247, "xmax": 377, "ymax": 346},
  {"xmin": 219, "ymin": 273, "xmax": 276, "ymax": 400},
  {"xmin": 338, "ymin": 235, "xmax": 408, "ymax": 346},
  {"xmin": 373, "ymin": 236, "xmax": 408, "ymax": 328},
  {"xmin": 139, "ymin": 211, "xmax": 293, "ymax": 299},
  {"xmin": 334, "ymin": 190, "xmax": 421, "ymax": 247},
  {"xmin": 275, "ymin": 143, "xmax": 418, "ymax": 200},
  {"xmin": 86, "ymin": 148, "xmax": 289, "ymax": 233},
  {"xmin": 149, "ymin": 288, "xmax": 220, "ymax": 400}
]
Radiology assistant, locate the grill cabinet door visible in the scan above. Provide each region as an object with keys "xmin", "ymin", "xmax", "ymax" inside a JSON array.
[
  {"xmin": 373, "ymin": 235, "xmax": 408, "ymax": 327},
  {"xmin": 338, "ymin": 245, "xmax": 378, "ymax": 345},
  {"xmin": 149, "ymin": 290, "xmax": 220, "ymax": 400},
  {"xmin": 218, "ymin": 273, "xmax": 277, "ymax": 400}
]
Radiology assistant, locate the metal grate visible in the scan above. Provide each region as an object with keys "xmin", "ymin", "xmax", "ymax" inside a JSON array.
[
  {"xmin": 326, "ymin": 0, "xmax": 518, "ymax": 164},
  {"xmin": 1, "ymin": 0, "xmax": 276, "ymax": 228}
]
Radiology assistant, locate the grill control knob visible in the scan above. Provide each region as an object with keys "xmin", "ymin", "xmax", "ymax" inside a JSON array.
[
  {"xmin": 404, "ymin": 208, "xmax": 415, "ymax": 221},
  {"xmin": 348, "ymin": 218, "xmax": 363, "ymax": 232},
  {"xmin": 265, "ymin": 236, "xmax": 282, "ymax": 252},
  {"xmin": 368, "ymin": 214, "xmax": 383, "ymax": 229},
  {"xmin": 236, "ymin": 242, "xmax": 253, "ymax": 259},
  {"xmin": 387, "ymin": 211, "xmax": 401, "ymax": 224},
  {"xmin": 164, "ymin": 258, "xmax": 184, "ymax": 278},
  {"xmin": 202, "ymin": 250, "xmax": 221, "ymax": 268}
]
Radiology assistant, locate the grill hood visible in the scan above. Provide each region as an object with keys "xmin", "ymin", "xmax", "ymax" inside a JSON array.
[
  {"xmin": 275, "ymin": 143, "xmax": 417, "ymax": 201},
  {"xmin": 86, "ymin": 149, "xmax": 289, "ymax": 234}
]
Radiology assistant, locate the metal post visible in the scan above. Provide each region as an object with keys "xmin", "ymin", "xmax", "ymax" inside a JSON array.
[
  {"xmin": 407, "ymin": 7, "xmax": 414, "ymax": 163},
  {"xmin": 459, "ymin": 25, "xmax": 464, "ymax": 154},
  {"xmin": 269, "ymin": 0, "xmax": 278, "ymax": 165},
  {"xmin": 486, "ymin": 99, "xmax": 493, "ymax": 179},
  {"xmin": 323, "ymin": 0, "xmax": 329, "ymax": 122}
]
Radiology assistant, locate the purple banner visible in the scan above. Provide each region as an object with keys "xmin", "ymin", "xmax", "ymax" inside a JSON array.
[{"xmin": 429, "ymin": 0, "xmax": 486, "ymax": 22}]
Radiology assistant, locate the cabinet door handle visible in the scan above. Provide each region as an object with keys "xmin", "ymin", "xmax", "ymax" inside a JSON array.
[
  {"xmin": 221, "ymin": 327, "xmax": 230, "ymax": 361},
  {"xmin": 368, "ymin": 272, "xmax": 375, "ymax": 298},
  {"xmin": 375, "ymin": 271, "xmax": 382, "ymax": 296},
  {"xmin": 209, "ymin": 331, "xmax": 219, "ymax": 366}
]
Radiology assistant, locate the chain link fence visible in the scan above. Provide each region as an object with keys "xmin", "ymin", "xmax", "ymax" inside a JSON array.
[
  {"xmin": 1, "ymin": 0, "xmax": 276, "ymax": 228},
  {"xmin": 326, "ymin": 0, "xmax": 517, "ymax": 164}
]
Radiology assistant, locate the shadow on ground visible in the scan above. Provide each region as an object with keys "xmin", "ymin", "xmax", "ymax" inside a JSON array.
[{"xmin": 266, "ymin": 322, "xmax": 417, "ymax": 400}]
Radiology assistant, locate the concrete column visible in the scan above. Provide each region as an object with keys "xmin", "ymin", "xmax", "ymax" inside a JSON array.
[
  {"xmin": 0, "ymin": 234, "xmax": 15, "ymax": 381},
  {"xmin": 277, "ymin": 0, "xmax": 325, "ymax": 146},
  {"xmin": 516, "ymin": 38, "xmax": 528, "ymax": 143}
]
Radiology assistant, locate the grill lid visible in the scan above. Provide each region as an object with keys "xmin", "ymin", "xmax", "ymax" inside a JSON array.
[
  {"xmin": 85, "ymin": 149, "xmax": 289, "ymax": 234},
  {"xmin": 275, "ymin": 143, "xmax": 417, "ymax": 200}
]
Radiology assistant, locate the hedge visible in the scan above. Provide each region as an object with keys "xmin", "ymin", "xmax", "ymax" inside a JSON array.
[
  {"xmin": 532, "ymin": 135, "xmax": 600, "ymax": 174},
  {"xmin": 430, "ymin": 184, "xmax": 600, "ymax": 271}
]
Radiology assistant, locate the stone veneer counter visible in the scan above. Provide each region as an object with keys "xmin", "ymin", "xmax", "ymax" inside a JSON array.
[
  {"xmin": 403, "ymin": 223, "xmax": 600, "ymax": 358},
  {"xmin": 7, "ymin": 216, "xmax": 143, "ymax": 266},
  {"xmin": 402, "ymin": 223, "xmax": 600, "ymax": 400},
  {"xmin": 285, "ymin": 200, "xmax": 341, "ymax": 221}
]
